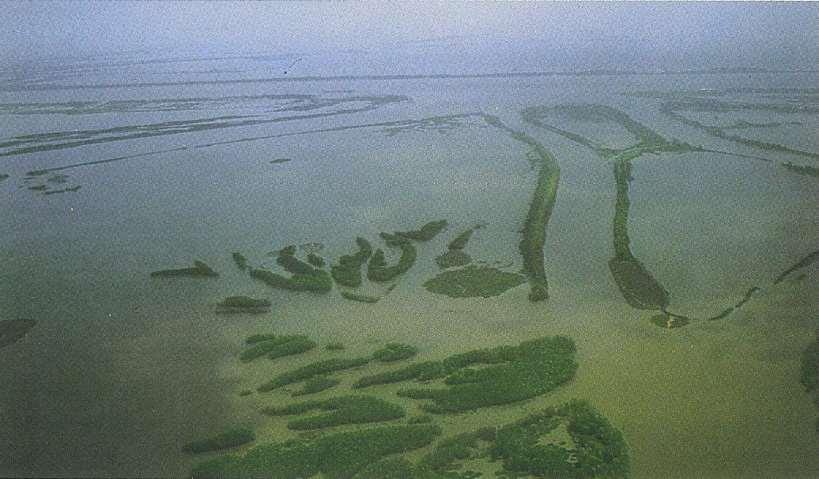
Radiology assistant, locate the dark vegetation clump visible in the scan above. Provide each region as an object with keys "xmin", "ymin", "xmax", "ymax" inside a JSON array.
[
  {"xmin": 800, "ymin": 331, "xmax": 819, "ymax": 433},
  {"xmin": 258, "ymin": 357, "xmax": 371, "ymax": 392},
  {"xmin": 341, "ymin": 291, "xmax": 380, "ymax": 303},
  {"xmin": 249, "ymin": 246, "xmax": 332, "ymax": 292},
  {"xmin": 373, "ymin": 343, "xmax": 419, "ymax": 362},
  {"xmin": 43, "ymin": 185, "xmax": 81, "ymax": 195},
  {"xmin": 250, "ymin": 267, "xmax": 332, "ymax": 293},
  {"xmin": 325, "ymin": 342, "xmax": 345, "ymax": 351},
  {"xmin": 423, "ymin": 265, "xmax": 525, "ymax": 298},
  {"xmin": 262, "ymin": 395, "xmax": 405, "ymax": 430},
  {"xmin": 231, "ymin": 252, "xmax": 248, "ymax": 270},
  {"xmin": 239, "ymin": 335, "xmax": 315, "ymax": 362},
  {"xmin": 150, "ymin": 260, "xmax": 219, "ymax": 278},
  {"xmin": 355, "ymin": 337, "xmax": 577, "ymax": 413},
  {"xmin": 393, "ymin": 220, "xmax": 448, "ymax": 241},
  {"xmin": 0, "ymin": 318, "xmax": 36, "ymax": 349},
  {"xmin": 649, "ymin": 313, "xmax": 690, "ymax": 329},
  {"xmin": 367, "ymin": 241, "xmax": 417, "ymax": 282},
  {"xmin": 217, "ymin": 296, "xmax": 271, "ymax": 314},
  {"xmin": 0, "ymin": 174, "xmax": 8, "ymax": 182},
  {"xmin": 293, "ymin": 376, "xmax": 341, "ymax": 397},
  {"xmin": 182, "ymin": 427, "xmax": 255, "ymax": 454},
  {"xmin": 353, "ymin": 361, "xmax": 448, "ymax": 389},
  {"xmin": 435, "ymin": 226, "xmax": 477, "ymax": 269},
  {"xmin": 492, "ymin": 400, "xmax": 630, "ymax": 478},
  {"xmin": 190, "ymin": 424, "xmax": 441, "ymax": 479},
  {"xmin": 307, "ymin": 253, "xmax": 326, "ymax": 268},
  {"xmin": 330, "ymin": 237, "xmax": 373, "ymax": 288}
]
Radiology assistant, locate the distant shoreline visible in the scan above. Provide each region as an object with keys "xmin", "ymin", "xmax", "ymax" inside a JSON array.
[{"xmin": 3, "ymin": 68, "xmax": 817, "ymax": 92}]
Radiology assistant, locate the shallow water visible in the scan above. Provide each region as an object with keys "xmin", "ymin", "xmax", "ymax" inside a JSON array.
[{"xmin": 1, "ymin": 55, "xmax": 818, "ymax": 478}]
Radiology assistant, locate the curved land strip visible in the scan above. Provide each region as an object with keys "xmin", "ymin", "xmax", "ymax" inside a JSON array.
[
  {"xmin": 484, "ymin": 114, "xmax": 561, "ymax": 301},
  {"xmin": 0, "ymin": 94, "xmax": 407, "ymax": 158},
  {"xmin": 250, "ymin": 246, "xmax": 332, "ymax": 293},
  {"xmin": 629, "ymin": 90, "xmax": 819, "ymax": 167},
  {"xmin": 262, "ymin": 395, "xmax": 405, "ymax": 430}
]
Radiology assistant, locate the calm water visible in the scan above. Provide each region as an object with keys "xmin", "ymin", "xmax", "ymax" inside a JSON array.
[{"xmin": 1, "ymin": 54, "xmax": 818, "ymax": 478}]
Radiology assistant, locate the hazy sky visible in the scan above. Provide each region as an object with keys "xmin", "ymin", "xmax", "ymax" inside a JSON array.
[{"xmin": 1, "ymin": 1, "xmax": 817, "ymax": 71}]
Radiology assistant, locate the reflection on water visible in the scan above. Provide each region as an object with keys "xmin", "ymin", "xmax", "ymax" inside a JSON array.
[{"xmin": 1, "ymin": 53, "xmax": 818, "ymax": 478}]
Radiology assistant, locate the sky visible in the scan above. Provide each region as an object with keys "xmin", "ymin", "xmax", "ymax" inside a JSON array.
[{"xmin": 0, "ymin": 1, "xmax": 817, "ymax": 72}]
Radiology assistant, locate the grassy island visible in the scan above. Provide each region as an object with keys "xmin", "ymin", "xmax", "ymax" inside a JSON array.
[
  {"xmin": 239, "ymin": 335, "xmax": 315, "ymax": 362},
  {"xmin": 150, "ymin": 260, "xmax": 219, "ymax": 278},
  {"xmin": 493, "ymin": 400, "xmax": 630, "ymax": 478},
  {"xmin": 190, "ymin": 424, "xmax": 441, "ymax": 479},
  {"xmin": 216, "ymin": 296, "xmax": 271, "ymax": 314},
  {"xmin": 354, "ymin": 336, "xmax": 576, "ymax": 413},
  {"xmin": 262, "ymin": 395, "xmax": 405, "ymax": 430},
  {"xmin": 367, "ymin": 241, "xmax": 418, "ymax": 282},
  {"xmin": 330, "ymin": 237, "xmax": 373, "ymax": 287},
  {"xmin": 292, "ymin": 376, "xmax": 341, "ymax": 396},
  {"xmin": 372, "ymin": 343, "xmax": 418, "ymax": 362},
  {"xmin": 231, "ymin": 252, "xmax": 248, "ymax": 270},
  {"xmin": 250, "ymin": 246, "xmax": 332, "ymax": 293},
  {"xmin": 258, "ymin": 357, "xmax": 371, "ymax": 392},
  {"xmin": 423, "ymin": 265, "xmax": 525, "ymax": 298}
]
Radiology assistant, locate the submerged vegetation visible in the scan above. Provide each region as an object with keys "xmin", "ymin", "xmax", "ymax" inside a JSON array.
[
  {"xmin": 0, "ymin": 319, "xmax": 36, "ymax": 349},
  {"xmin": 423, "ymin": 265, "xmax": 526, "ymax": 298},
  {"xmin": 150, "ymin": 260, "xmax": 219, "ymax": 278},
  {"xmin": 774, "ymin": 249, "xmax": 819, "ymax": 284},
  {"xmin": 263, "ymin": 395, "xmax": 405, "ymax": 430},
  {"xmin": 182, "ymin": 427, "xmax": 255, "ymax": 454}
]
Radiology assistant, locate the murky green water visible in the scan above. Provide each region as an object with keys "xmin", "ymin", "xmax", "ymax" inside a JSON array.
[{"xmin": 1, "ymin": 59, "xmax": 817, "ymax": 477}]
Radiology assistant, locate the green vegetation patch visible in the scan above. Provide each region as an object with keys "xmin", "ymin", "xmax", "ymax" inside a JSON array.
[
  {"xmin": 262, "ymin": 395, "xmax": 405, "ymax": 430},
  {"xmin": 250, "ymin": 267, "xmax": 332, "ymax": 293},
  {"xmin": 341, "ymin": 291, "xmax": 380, "ymax": 303},
  {"xmin": 326, "ymin": 342, "xmax": 345, "ymax": 351},
  {"xmin": 0, "ymin": 174, "xmax": 8, "ymax": 182},
  {"xmin": 293, "ymin": 376, "xmax": 341, "ymax": 397},
  {"xmin": 356, "ymin": 337, "xmax": 577, "ymax": 413},
  {"xmin": 239, "ymin": 335, "xmax": 315, "ymax": 362},
  {"xmin": 217, "ymin": 295, "xmax": 271, "ymax": 314},
  {"xmin": 270, "ymin": 158, "xmax": 292, "ymax": 164},
  {"xmin": 307, "ymin": 253, "xmax": 326, "ymax": 268},
  {"xmin": 258, "ymin": 357, "xmax": 371, "ymax": 392},
  {"xmin": 0, "ymin": 319, "xmax": 36, "ymax": 349},
  {"xmin": 249, "ymin": 246, "xmax": 332, "ymax": 292},
  {"xmin": 331, "ymin": 237, "xmax": 373, "ymax": 288},
  {"xmin": 394, "ymin": 220, "xmax": 448, "ymax": 241},
  {"xmin": 420, "ymin": 429, "xmax": 495, "ymax": 475},
  {"xmin": 190, "ymin": 423, "xmax": 441, "ymax": 479},
  {"xmin": 373, "ymin": 343, "xmax": 419, "ymax": 362},
  {"xmin": 423, "ymin": 265, "xmax": 525, "ymax": 298},
  {"xmin": 182, "ymin": 427, "xmax": 255, "ymax": 454},
  {"xmin": 435, "ymin": 226, "xmax": 478, "ymax": 269},
  {"xmin": 232, "ymin": 252, "xmax": 248, "ymax": 270},
  {"xmin": 150, "ymin": 260, "xmax": 219, "ymax": 278},
  {"xmin": 800, "ymin": 332, "xmax": 819, "ymax": 416},
  {"xmin": 493, "ymin": 400, "xmax": 630, "ymax": 479},
  {"xmin": 367, "ymin": 242, "xmax": 418, "ymax": 282}
]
